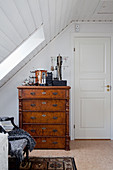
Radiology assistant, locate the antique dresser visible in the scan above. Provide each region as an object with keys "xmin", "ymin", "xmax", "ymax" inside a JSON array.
[{"xmin": 17, "ymin": 86, "xmax": 70, "ymax": 150}]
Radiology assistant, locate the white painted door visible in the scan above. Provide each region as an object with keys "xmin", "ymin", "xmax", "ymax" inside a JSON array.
[{"xmin": 74, "ymin": 37, "xmax": 111, "ymax": 139}]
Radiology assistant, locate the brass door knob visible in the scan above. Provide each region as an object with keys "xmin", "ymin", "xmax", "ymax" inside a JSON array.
[
  {"xmin": 105, "ymin": 85, "xmax": 111, "ymax": 91},
  {"xmin": 105, "ymin": 85, "xmax": 110, "ymax": 88}
]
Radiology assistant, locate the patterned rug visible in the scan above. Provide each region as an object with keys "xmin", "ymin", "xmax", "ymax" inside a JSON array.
[{"xmin": 9, "ymin": 157, "xmax": 77, "ymax": 170}]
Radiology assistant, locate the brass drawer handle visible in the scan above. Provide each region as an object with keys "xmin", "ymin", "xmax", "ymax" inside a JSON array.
[
  {"xmin": 53, "ymin": 129, "xmax": 57, "ymax": 132},
  {"xmin": 30, "ymin": 129, "xmax": 36, "ymax": 132},
  {"xmin": 30, "ymin": 116, "xmax": 36, "ymax": 119},
  {"xmin": 42, "ymin": 114, "xmax": 46, "ymax": 117},
  {"xmin": 42, "ymin": 92, "xmax": 46, "ymax": 94},
  {"xmin": 52, "ymin": 142, "xmax": 58, "ymax": 144},
  {"xmin": 53, "ymin": 104, "xmax": 57, "ymax": 107},
  {"xmin": 42, "ymin": 140, "xmax": 46, "ymax": 142},
  {"xmin": 30, "ymin": 92, "xmax": 35, "ymax": 95},
  {"xmin": 53, "ymin": 117, "xmax": 58, "ymax": 120},
  {"xmin": 42, "ymin": 102, "xmax": 46, "ymax": 104},
  {"xmin": 53, "ymin": 92, "xmax": 58, "ymax": 95},
  {"xmin": 42, "ymin": 127, "xmax": 46, "ymax": 130},
  {"xmin": 31, "ymin": 104, "xmax": 36, "ymax": 107}
]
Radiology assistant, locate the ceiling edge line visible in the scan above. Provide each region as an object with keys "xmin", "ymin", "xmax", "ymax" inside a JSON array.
[{"xmin": 71, "ymin": 20, "xmax": 113, "ymax": 24}]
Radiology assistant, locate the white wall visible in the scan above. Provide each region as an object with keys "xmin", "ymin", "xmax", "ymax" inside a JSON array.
[{"xmin": 0, "ymin": 22, "xmax": 113, "ymax": 140}]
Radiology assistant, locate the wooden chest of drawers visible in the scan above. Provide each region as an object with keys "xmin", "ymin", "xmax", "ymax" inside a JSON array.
[{"xmin": 17, "ymin": 86, "xmax": 70, "ymax": 150}]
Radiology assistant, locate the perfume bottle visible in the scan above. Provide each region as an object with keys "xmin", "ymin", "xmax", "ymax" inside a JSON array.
[{"xmin": 54, "ymin": 66, "xmax": 58, "ymax": 79}]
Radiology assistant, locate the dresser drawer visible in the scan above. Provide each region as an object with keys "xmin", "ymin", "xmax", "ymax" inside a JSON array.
[
  {"xmin": 34, "ymin": 137, "xmax": 65, "ymax": 149},
  {"xmin": 23, "ymin": 100, "xmax": 65, "ymax": 111},
  {"xmin": 21, "ymin": 89, "xmax": 66, "ymax": 99},
  {"xmin": 23, "ymin": 124, "xmax": 65, "ymax": 136},
  {"xmin": 22, "ymin": 112, "xmax": 65, "ymax": 123}
]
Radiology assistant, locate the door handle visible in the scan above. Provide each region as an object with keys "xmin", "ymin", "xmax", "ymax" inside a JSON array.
[
  {"xmin": 42, "ymin": 92, "xmax": 46, "ymax": 94},
  {"xmin": 42, "ymin": 140, "xmax": 46, "ymax": 142},
  {"xmin": 42, "ymin": 102, "xmax": 46, "ymax": 104},
  {"xmin": 30, "ymin": 92, "xmax": 35, "ymax": 95},
  {"xmin": 104, "ymin": 85, "xmax": 111, "ymax": 91},
  {"xmin": 53, "ymin": 129, "xmax": 57, "ymax": 132},
  {"xmin": 52, "ymin": 142, "xmax": 58, "ymax": 144},
  {"xmin": 53, "ymin": 117, "xmax": 58, "ymax": 120},
  {"xmin": 53, "ymin": 92, "xmax": 58, "ymax": 95},
  {"xmin": 42, "ymin": 114, "xmax": 46, "ymax": 117},
  {"xmin": 42, "ymin": 127, "xmax": 46, "ymax": 130},
  {"xmin": 31, "ymin": 104, "xmax": 36, "ymax": 107},
  {"xmin": 105, "ymin": 85, "xmax": 110, "ymax": 88},
  {"xmin": 30, "ymin": 116, "xmax": 36, "ymax": 119},
  {"xmin": 30, "ymin": 129, "xmax": 36, "ymax": 132},
  {"xmin": 53, "ymin": 104, "xmax": 57, "ymax": 107}
]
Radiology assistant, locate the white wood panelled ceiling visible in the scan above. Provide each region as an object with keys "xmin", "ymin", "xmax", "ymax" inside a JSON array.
[{"xmin": 0, "ymin": 0, "xmax": 113, "ymax": 87}]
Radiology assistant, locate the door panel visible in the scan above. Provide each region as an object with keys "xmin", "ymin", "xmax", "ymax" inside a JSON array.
[
  {"xmin": 74, "ymin": 37, "xmax": 111, "ymax": 139},
  {"xmin": 80, "ymin": 98, "xmax": 104, "ymax": 128}
]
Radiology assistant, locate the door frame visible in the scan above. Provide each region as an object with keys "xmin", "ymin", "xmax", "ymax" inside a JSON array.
[{"xmin": 71, "ymin": 33, "xmax": 113, "ymax": 140}]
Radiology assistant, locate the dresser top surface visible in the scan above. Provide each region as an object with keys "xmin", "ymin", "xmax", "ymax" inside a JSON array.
[{"xmin": 17, "ymin": 86, "xmax": 71, "ymax": 89}]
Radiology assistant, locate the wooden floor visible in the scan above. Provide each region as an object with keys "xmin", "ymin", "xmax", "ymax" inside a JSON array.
[{"xmin": 30, "ymin": 140, "xmax": 113, "ymax": 170}]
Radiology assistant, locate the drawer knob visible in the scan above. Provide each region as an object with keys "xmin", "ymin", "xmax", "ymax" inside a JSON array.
[
  {"xmin": 30, "ymin": 129, "xmax": 36, "ymax": 132},
  {"xmin": 42, "ymin": 140, "xmax": 46, "ymax": 142},
  {"xmin": 42, "ymin": 102, "xmax": 46, "ymax": 104},
  {"xmin": 53, "ymin": 129, "xmax": 57, "ymax": 132},
  {"xmin": 53, "ymin": 117, "xmax": 58, "ymax": 120},
  {"xmin": 42, "ymin": 114, "xmax": 46, "ymax": 117},
  {"xmin": 42, "ymin": 127, "xmax": 46, "ymax": 130},
  {"xmin": 30, "ymin": 116, "xmax": 36, "ymax": 119},
  {"xmin": 42, "ymin": 92, "xmax": 46, "ymax": 94},
  {"xmin": 31, "ymin": 104, "xmax": 36, "ymax": 107},
  {"xmin": 30, "ymin": 92, "xmax": 35, "ymax": 95},
  {"xmin": 53, "ymin": 142, "xmax": 58, "ymax": 144},
  {"xmin": 53, "ymin": 92, "xmax": 58, "ymax": 95},
  {"xmin": 53, "ymin": 104, "xmax": 57, "ymax": 107}
]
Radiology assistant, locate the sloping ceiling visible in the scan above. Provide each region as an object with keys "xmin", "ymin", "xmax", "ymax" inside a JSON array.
[{"xmin": 0, "ymin": 0, "xmax": 113, "ymax": 87}]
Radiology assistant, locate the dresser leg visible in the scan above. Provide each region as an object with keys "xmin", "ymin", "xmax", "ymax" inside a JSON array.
[{"xmin": 65, "ymin": 136, "xmax": 70, "ymax": 151}]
